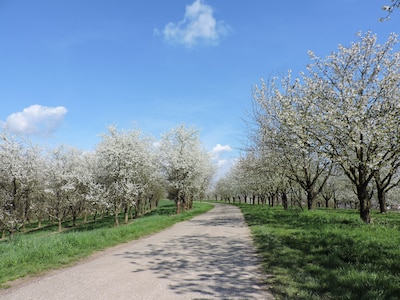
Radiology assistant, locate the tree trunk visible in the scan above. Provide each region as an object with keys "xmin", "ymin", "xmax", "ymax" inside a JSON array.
[
  {"xmin": 182, "ymin": 199, "xmax": 187, "ymax": 211},
  {"xmin": 114, "ymin": 209, "xmax": 120, "ymax": 227},
  {"xmin": 306, "ymin": 189, "xmax": 315, "ymax": 210},
  {"xmin": 124, "ymin": 206, "xmax": 129, "ymax": 224},
  {"xmin": 58, "ymin": 219, "xmax": 62, "ymax": 232},
  {"xmin": 136, "ymin": 198, "xmax": 142, "ymax": 217},
  {"xmin": 357, "ymin": 183, "xmax": 371, "ymax": 223},
  {"xmin": 282, "ymin": 191, "xmax": 288, "ymax": 209},
  {"xmin": 377, "ymin": 187, "xmax": 387, "ymax": 214},
  {"xmin": 376, "ymin": 181, "xmax": 387, "ymax": 214}
]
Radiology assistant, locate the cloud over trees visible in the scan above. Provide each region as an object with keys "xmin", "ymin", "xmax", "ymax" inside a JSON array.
[{"xmin": 1, "ymin": 104, "xmax": 67, "ymax": 136}]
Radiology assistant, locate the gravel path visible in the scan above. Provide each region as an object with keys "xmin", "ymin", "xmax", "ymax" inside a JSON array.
[{"xmin": 0, "ymin": 203, "xmax": 274, "ymax": 299}]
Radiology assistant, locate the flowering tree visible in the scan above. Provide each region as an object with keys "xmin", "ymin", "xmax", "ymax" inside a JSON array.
[
  {"xmin": 381, "ymin": 1, "xmax": 400, "ymax": 20},
  {"xmin": 45, "ymin": 146, "xmax": 75, "ymax": 232},
  {"xmin": 51, "ymin": 146, "xmax": 95, "ymax": 227},
  {"xmin": 252, "ymin": 74, "xmax": 332, "ymax": 210},
  {"xmin": 96, "ymin": 126, "xmax": 159, "ymax": 226},
  {"xmin": 159, "ymin": 125, "xmax": 214, "ymax": 213},
  {"xmin": 0, "ymin": 131, "xmax": 43, "ymax": 236},
  {"xmin": 305, "ymin": 31, "xmax": 400, "ymax": 222}
]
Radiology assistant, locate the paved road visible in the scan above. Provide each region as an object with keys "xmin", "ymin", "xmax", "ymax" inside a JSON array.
[{"xmin": 0, "ymin": 203, "xmax": 274, "ymax": 300}]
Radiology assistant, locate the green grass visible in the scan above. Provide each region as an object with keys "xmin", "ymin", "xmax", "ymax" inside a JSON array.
[
  {"xmin": 237, "ymin": 205, "xmax": 400, "ymax": 300},
  {"xmin": 0, "ymin": 200, "xmax": 214, "ymax": 287}
]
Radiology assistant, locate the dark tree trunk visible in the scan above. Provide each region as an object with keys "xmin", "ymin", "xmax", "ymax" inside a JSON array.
[
  {"xmin": 282, "ymin": 191, "xmax": 288, "ymax": 209},
  {"xmin": 357, "ymin": 183, "xmax": 371, "ymax": 223},
  {"xmin": 377, "ymin": 188, "xmax": 387, "ymax": 214},
  {"xmin": 325, "ymin": 198, "xmax": 329, "ymax": 208},
  {"xmin": 306, "ymin": 188, "xmax": 316, "ymax": 210},
  {"xmin": 375, "ymin": 171, "xmax": 388, "ymax": 214},
  {"xmin": 124, "ymin": 205, "xmax": 129, "ymax": 224}
]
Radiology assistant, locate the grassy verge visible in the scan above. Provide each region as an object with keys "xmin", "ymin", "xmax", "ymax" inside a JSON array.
[
  {"xmin": 237, "ymin": 204, "xmax": 400, "ymax": 300},
  {"xmin": 0, "ymin": 200, "xmax": 214, "ymax": 288}
]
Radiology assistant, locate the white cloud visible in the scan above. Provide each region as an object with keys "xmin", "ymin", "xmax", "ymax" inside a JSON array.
[
  {"xmin": 1, "ymin": 104, "xmax": 67, "ymax": 136},
  {"xmin": 217, "ymin": 158, "xmax": 227, "ymax": 168},
  {"xmin": 209, "ymin": 143, "xmax": 234, "ymax": 183},
  {"xmin": 210, "ymin": 143, "xmax": 232, "ymax": 160},
  {"xmin": 212, "ymin": 143, "xmax": 232, "ymax": 154},
  {"xmin": 157, "ymin": 0, "xmax": 230, "ymax": 48}
]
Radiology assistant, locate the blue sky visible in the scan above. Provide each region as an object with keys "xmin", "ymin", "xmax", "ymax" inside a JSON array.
[{"xmin": 0, "ymin": 0, "xmax": 399, "ymax": 175}]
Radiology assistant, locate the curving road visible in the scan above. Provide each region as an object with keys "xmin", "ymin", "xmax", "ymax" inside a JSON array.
[{"xmin": 0, "ymin": 203, "xmax": 274, "ymax": 299}]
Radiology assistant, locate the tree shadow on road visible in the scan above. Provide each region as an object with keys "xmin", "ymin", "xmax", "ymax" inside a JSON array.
[
  {"xmin": 120, "ymin": 235, "xmax": 268, "ymax": 299},
  {"xmin": 115, "ymin": 209, "xmax": 273, "ymax": 299}
]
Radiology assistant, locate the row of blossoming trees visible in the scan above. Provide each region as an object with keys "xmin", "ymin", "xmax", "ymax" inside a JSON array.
[
  {"xmin": 215, "ymin": 31, "xmax": 400, "ymax": 223},
  {"xmin": 0, "ymin": 124, "xmax": 214, "ymax": 237}
]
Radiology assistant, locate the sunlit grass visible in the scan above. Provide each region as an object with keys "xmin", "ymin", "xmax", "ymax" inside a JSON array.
[
  {"xmin": 238, "ymin": 205, "xmax": 400, "ymax": 300},
  {"xmin": 0, "ymin": 200, "xmax": 214, "ymax": 287}
]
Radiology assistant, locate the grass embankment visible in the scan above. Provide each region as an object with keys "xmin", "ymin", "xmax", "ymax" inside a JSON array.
[
  {"xmin": 0, "ymin": 200, "xmax": 214, "ymax": 288},
  {"xmin": 238, "ymin": 205, "xmax": 400, "ymax": 300}
]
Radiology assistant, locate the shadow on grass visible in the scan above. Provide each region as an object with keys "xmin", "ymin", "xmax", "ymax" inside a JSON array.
[
  {"xmin": 238, "ymin": 205, "xmax": 400, "ymax": 300},
  {"xmin": 143, "ymin": 200, "xmax": 176, "ymax": 216},
  {"xmin": 66, "ymin": 201, "xmax": 178, "ymax": 233},
  {"xmin": 13, "ymin": 201, "xmax": 178, "ymax": 237}
]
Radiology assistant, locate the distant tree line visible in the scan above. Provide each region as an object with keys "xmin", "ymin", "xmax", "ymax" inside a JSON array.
[{"xmin": 0, "ymin": 124, "xmax": 214, "ymax": 237}]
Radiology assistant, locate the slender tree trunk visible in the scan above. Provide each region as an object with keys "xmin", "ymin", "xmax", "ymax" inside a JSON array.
[
  {"xmin": 58, "ymin": 219, "xmax": 62, "ymax": 232},
  {"xmin": 182, "ymin": 199, "xmax": 187, "ymax": 211},
  {"xmin": 282, "ymin": 192, "xmax": 288, "ymax": 209},
  {"xmin": 377, "ymin": 188, "xmax": 387, "ymax": 214},
  {"xmin": 137, "ymin": 197, "xmax": 142, "ymax": 217},
  {"xmin": 72, "ymin": 214, "xmax": 77, "ymax": 227},
  {"xmin": 114, "ymin": 213, "xmax": 119, "ymax": 227},
  {"xmin": 124, "ymin": 206, "xmax": 129, "ymax": 224},
  {"xmin": 114, "ymin": 207, "xmax": 120, "ymax": 227}
]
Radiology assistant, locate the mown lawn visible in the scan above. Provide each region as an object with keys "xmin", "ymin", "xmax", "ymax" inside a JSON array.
[
  {"xmin": 238, "ymin": 204, "xmax": 400, "ymax": 300},
  {"xmin": 0, "ymin": 200, "xmax": 214, "ymax": 288}
]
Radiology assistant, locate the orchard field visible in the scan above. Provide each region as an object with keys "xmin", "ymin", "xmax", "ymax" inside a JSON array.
[
  {"xmin": 0, "ymin": 200, "xmax": 213, "ymax": 288},
  {"xmin": 238, "ymin": 204, "xmax": 400, "ymax": 300}
]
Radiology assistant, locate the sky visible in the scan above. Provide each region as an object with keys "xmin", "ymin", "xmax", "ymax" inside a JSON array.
[{"xmin": 0, "ymin": 0, "xmax": 399, "ymax": 177}]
